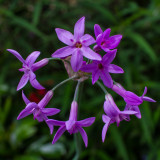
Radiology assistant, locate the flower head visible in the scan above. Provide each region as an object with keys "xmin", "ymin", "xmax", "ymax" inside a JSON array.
[
  {"xmin": 102, "ymin": 94, "xmax": 137, "ymax": 142},
  {"xmin": 80, "ymin": 49, "xmax": 124, "ymax": 88},
  {"xmin": 47, "ymin": 101, "xmax": 95, "ymax": 147},
  {"xmin": 7, "ymin": 49, "xmax": 48, "ymax": 90},
  {"xmin": 17, "ymin": 90, "xmax": 60, "ymax": 134},
  {"xmin": 94, "ymin": 24, "xmax": 122, "ymax": 52},
  {"xmin": 52, "ymin": 17, "xmax": 102, "ymax": 72}
]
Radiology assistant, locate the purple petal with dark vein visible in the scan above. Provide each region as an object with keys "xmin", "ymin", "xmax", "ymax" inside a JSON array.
[
  {"xmin": 17, "ymin": 102, "xmax": 37, "ymax": 120},
  {"xmin": 103, "ymin": 28, "xmax": 111, "ymax": 39},
  {"xmin": 96, "ymin": 33, "xmax": 103, "ymax": 46},
  {"xmin": 74, "ymin": 16, "xmax": 85, "ymax": 40},
  {"xmin": 31, "ymin": 58, "xmax": 49, "ymax": 72},
  {"xmin": 81, "ymin": 46, "xmax": 102, "ymax": 61},
  {"xmin": 22, "ymin": 90, "xmax": 30, "ymax": 105},
  {"xmin": 52, "ymin": 126, "xmax": 66, "ymax": 144},
  {"xmin": 52, "ymin": 46, "xmax": 76, "ymax": 58},
  {"xmin": 26, "ymin": 51, "xmax": 40, "ymax": 66},
  {"xmin": 76, "ymin": 117, "xmax": 95, "ymax": 127},
  {"xmin": 142, "ymin": 96, "xmax": 156, "ymax": 102},
  {"xmin": 47, "ymin": 119, "xmax": 65, "ymax": 126},
  {"xmin": 41, "ymin": 108, "xmax": 60, "ymax": 116},
  {"xmin": 7, "ymin": 49, "xmax": 25, "ymax": 64},
  {"xmin": 80, "ymin": 34, "xmax": 96, "ymax": 46},
  {"xmin": 71, "ymin": 49, "xmax": 83, "ymax": 72},
  {"xmin": 100, "ymin": 70, "xmax": 113, "ymax": 88},
  {"xmin": 102, "ymin": 118, "xmax": 110, "ymax": 142},
  {"xmin": 55, "ymin": 28, "xmax": 74, "ymax": 46},
  {"xmin": 92, "ymin": 69, "xmax": 100, "ymax": 84},
  {"xmin": 108, "ymin": 64, "xmax": 124, "ymax": 74},
  {"xmin": 77, "ymin": 126, "xmax": 88, "ymax": 147},
  {"xmin": 94, "ymin": 24, "xmax": 103, "ymax": 37},
  {"xmin": 38, "ymin": 90, "xmax": 53, "ymax": 108},
  {"xmin": 107, "ymin": 35, "xmax": 122, "ymax": 49},
  {"xmin": 102, "ymin": 49, "xmax": 117, "ymax": 65},
  {"xmin": 17, "ymin": 73, "xmax": 29, "ymax": 91},
  {"xmin": 80, "ymin": 63, "xmax": 97, "ymax": 73},
  {"xmin": 124, "ymin": 91, "xmax": 143, "ymax": 106}
]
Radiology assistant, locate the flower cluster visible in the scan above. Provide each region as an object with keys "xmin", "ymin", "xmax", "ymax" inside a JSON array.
[{"xmin": 8, "ymin": 17, "xmax": 155, "ymax": 148}]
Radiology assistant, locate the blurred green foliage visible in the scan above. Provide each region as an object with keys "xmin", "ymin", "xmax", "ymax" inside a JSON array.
[{"xmin": 0, "ymin": 0, "xmax": 160, "ymax": 160}]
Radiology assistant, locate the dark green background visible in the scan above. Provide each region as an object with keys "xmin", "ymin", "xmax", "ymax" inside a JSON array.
[{"xmin": 0, "ymin": 0, "xmax": 159, "ymax": 159}]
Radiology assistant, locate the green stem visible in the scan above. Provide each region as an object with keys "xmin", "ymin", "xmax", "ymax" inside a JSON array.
[
  {"xmin": 47, "ymin": 57, "xmax": 61, "ymax": 61},
  {"xmin": 73, "ymin": 133, "xmax": 81, "ymax": 160},
  {"xmin": 96, "ymin": 80, "xmax": 108, "ymax": 94},
  {"xmin": 51, "ymin": 75, "xmax": 77, "ymax": 92},
  {"xmin": 73, "ymin": 80, "xmax": 81, "ymax": 101}
]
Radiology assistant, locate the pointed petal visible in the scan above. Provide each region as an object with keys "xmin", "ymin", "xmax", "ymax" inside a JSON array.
[
  {"xmin": 71, "ymin": 49, "xmax": 83, "ymax": 72},
  {"xmin": 108, "ymin": 64, "xmax": 124, "ymax": 74},
  {"xmin": 94, "ymin": 24, "xmax": 103, "ymax": 37},
  {"xmin": 80, "ymin": 62, "xmax": 97, "ymax": 73},
  {"xmin": 41, "ymin": 108, "xmax": 60, "ymax": 116},
  {"xmin": 38, "ymin": 90, "xmax": 53, "ymax": 108},
  {"xmin": 102, "ymin": 117, "xmax": 111, "ymax": 142},
  {"xmin": 47, "ymin": 119, "xmax": 65, "ymax": 126},
  {"xmin": 92, "ymin": 69, "xmax": 100, "ymax": 84},
  {"xmin": 22, "ymin": 90, "xmax": 30, "ymax": 105},
  {"xmin": 76, "ymin": 117, "xmax": 95, "ymax": 127},
  {"xmin": 52, "ymin": 46, "xmax": 76, "ymax": 58},
  {"xmin": 17, "ymin": 74, "xmax": 29, "ymax": 91},
  {"xmin": 7, "ymin": 49, "xmax": 25, "ymax": 64},
  {"xmin": 142, "ymin": 96, "xmax": 156, "ymax": 102},
  {"xmin": 55, "ymin": 28, "xmax": 75, "ymax": 46},
  {"xmin": 46, "ymin": 121, "xmax": 54, "ymax": 134},
  {"xmin": 80, "ymin": 34, "xmax": 96, "ymax": 46},
  {"xmin": 120, "ymin": 110, "xmax": 138, "ymax": 115},
  {"xmin": 125, "ymin": 105, "xmax": 141, "ymax": 119},
  {"xmin": 77, "ymin": 126, "xmax": 88, "ymax": 147},
  {"xmin": 52, "ymin": 126, "xmax": 66, "ymax": 144},
  {"xmin": 100, "ymin": 69, "xmax": 113, "ymax": 88},
  {"xmin": 31, "ymin": 58, "xmax": 49, "ymax": 72},
  {"xmin": 102, "ymin": 114, "xmax": 111, "ymax": 123},
  {"xmin": 103, "ymin": 28, "xmax": 111, "ymax": 39},
  {"xmin": 17, "ymin": 102, "xmax": 37, "ymax": 120},
  {"xmin": 26, "ymin": 51, "xmax": 40, "ymax": 66},
  {"xmin": 74, "ymin": 17, "xmax": 85, "ymax": 40},
  {"xmin": 69, "ymin": 101, "xmax": 78, "ymax": 121},
  {"xmin": 96, "ymin": 33, "xmax": 103, "ymax": 46},
  {"xmin": 142, "ymin": 87, "xmax": 147, "ymax": 97},
  {"xmin": 102, "ymin": 49, "xmax": 117, "ymax": 64},
  {"xmin": 81, "ymin": 46, "xmax": 102, "ymax": 61},
  {"xmin": 108, "ymin": 35, "xmax": 122, "ymax": 49}
]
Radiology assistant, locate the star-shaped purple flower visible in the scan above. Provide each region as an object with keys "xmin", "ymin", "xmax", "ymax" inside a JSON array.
[
  {"xmin": 7, "ymin": 49, "xmax": 48, "ymax": 91},
  {"xmin": 94, "ymin": 24, "xmax": 122, "ymax": 52},
  {"xmin": 80, "ymin": 49, "xmax": 124, "ymax": 88},
  {"xmin": 52, "ymin": 17, "xmax": 102, "ymax": 72},
  {"xmin": 17, "ymin": 90, "xmax": 60, "ymax": 134},
  {"xmin": 47, "ymin": 101, "xmax": 95, "ymax": 147},
  {"xmin": 102, "ymin": 94, "xmax": 137, "ymax": 142}
]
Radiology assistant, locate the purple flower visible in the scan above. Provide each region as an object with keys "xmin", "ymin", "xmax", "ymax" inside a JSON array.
[
  {"xmin": 47, "ymin": 101, "xmax": 95, "ymax": 147},
  {"xmin": 17, "ymin": 90, "xmax": 60, "ymax": 134},
  {"xmin": 52, "ymin": 17, "xmax": 102, "ymax": 72},
  {"xmin": 102, "ymin": 94, "xmax": 137, "ymax": 142},
  {"xmin": 7, "ymin": 49, "xmax": 48, "ymax": 90},
  {"xmin": 94, "ymin": 24, "xmax": 122, "ymax": 52},
  {"xmin": 80, "ymin": 49, "xmax": 124, "ymax": 88}
]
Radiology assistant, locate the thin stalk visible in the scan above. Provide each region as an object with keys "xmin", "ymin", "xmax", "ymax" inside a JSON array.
[
  {"xmin": 73, "ymin": 80, "xmax": 81, "ymax": 101},
  {"xmin": 47, "ymin": 57, "xmax": 61, "ymax": 61},
  {"xmin": 96, "ymin": 80, "xmax": 108, "ymax": 94}
]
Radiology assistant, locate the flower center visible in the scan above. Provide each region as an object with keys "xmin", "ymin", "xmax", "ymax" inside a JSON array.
[
  {"xmin": 101, "ymin": 41, "xmax": 105, "ymax": 46},
  {"xmin": 75, "ymin": 42, "xmax": 82, "ymax": 48},
  {"xmin": 98, "ymin": 63, "xmax": 103, "ymax": 69}
]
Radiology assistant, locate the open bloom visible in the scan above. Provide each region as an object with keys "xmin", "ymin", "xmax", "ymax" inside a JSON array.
[
  {"xmin": 102, "ymin": 94, "xmax": 137, "ymax": 142},
  {"xmin": 7, "ymin": 49, "xmax": 48, "ymax": 90},
  {"xmin": 80, "ymin": 49, "xmax": 124, "ymax": 88},
  {"xmin": 47, "ymin": 101, "xmax": 95, "ymax": 147},
  {"xmin": 52, "ymin": 17, "xmax": 102, "ymax": 72},
  {"xmin": 94, "ymin": 24, "xmax": 122, "ymax": 52},
  {"xmin": 17, "ymin": 90, "xmax": 60, "ymax": 134}
]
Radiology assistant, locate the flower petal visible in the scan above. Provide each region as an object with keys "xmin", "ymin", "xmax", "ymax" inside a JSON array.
[
  {"xmin": 47, "ymin": 119, "xmax": 65, "ymax": 126},
  {"xmin": 81, "ymin": 46, "xmax": 102, "ymax": 61},
  {"xmin": 41, "ymin": 108, "xmax": 60, "ymax": 116},
  {"xmin": 71, "ymin": 49, "xmax": 83, "ymax": 72},
  {"xmin": 80, "ymin": 63, "xmax": 97, "ymax": 73},
  {"xmin": 108, "ymin": 35, "xmax": 122, "ymax": 49},
  {"xmin": 17, "ymin": 74, "xmax": 29, "ymax": 91},
  {"xmin": 74, "ymin": 16, "xmax": 85, "ymax": 40},
  {"xmin": 102, "ymin": 117, "xmax": 111, "ymax": 142},
  {"xmin": 108, "ymin": 64, "xmax": 124, "ymax": 74},
  {"xmin": 52, "ymin": 126, "xmax": 66, "ymax": 144},
  {"xmin": 52, "ymin": 46, "xmax": 76, "ymax": 58},
  {"xmin": 22, "ymin": 90, "xmax": 30, "ymax": 105},
  {"xmin": 7, "ymin": 49, "xmax": 25, "ymax": 64},
  {"xmin": 103, "ymin": 28, "xmax": 111, "ymax": 39},
  {"xmin": 77, "ymin": 126, "xmax": 88, "ymax": 147},
  {"xmin": 92, "ymin": 69, "xmax": 100, "ymax": 84},
  {"xmin": 76, "ymin": 117, "xmax": 95, "ymax": 127},
  {"xmin": 38, "ymin": 90, "xmax": 53, "ymax": 108},
  {"xmin": 30, "ymin": 77, "xmax": 45, "ymax": 90},
  {"xmin": 31, "ymin": 58, "xmax": 49, "ymax": 72},
  {"xmin": 94, "ymin": 24, "xmax": 103, "ymax": 37},
  {"xmin": 142, "ymin": 96, "xmax": 156, "ymax": 102},
  {"xmin": 80, "ymin": 34, "xmax": 96, "ymax": 46},
  {"xmin": 55, "ymin": 28, "xmax": 75, "ymax": 46},
  {"xmin": 100, "ymin": 69, "xmax": 113, "ymax": 88},
  {"xmin": 26, "ymin": 51, "xmax": 40, "ymax": 66},
  {"xmin": 96, "ymin": 33, "xmax": 103, "ymax": 46}
]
